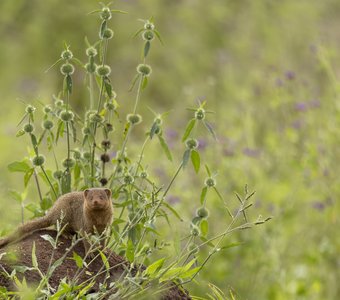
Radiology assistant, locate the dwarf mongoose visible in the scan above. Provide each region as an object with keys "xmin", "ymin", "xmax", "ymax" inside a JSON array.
[{"xmin": 0, "ymin": 188, "xmax": 113, "ymax": 254}]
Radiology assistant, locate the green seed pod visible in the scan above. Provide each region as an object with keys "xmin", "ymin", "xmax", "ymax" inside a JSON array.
[
  {"xmin": 85, "ymin": 62, "xmax": 97, "ymax": 73},
  {"xmin": 102, "ymin": 28, "xmax": 114, "ymax": 39},
  {"xmin": 187, "ymin": 243, "xmax": 199, "ymax": 254},
  {"xmin": 89, "ymin": 113, "xmax": 104, "ymax": 124},
  {"xmin": 140, "ymin": 171, "xmax": 148, "ymax": 179},
  {"xmin": 190, "ymin": 224, "xmax": 200, "ymax": 237},
  {"xmin": 185, "ymin": 138, "xmax": 199, "ymax": 150},
  {"xmin": 60, "ymin": 63, "xmax": 75, "ymax": 76},
  {"xmin": 42, "ymin": 120, "xmax": 54, "ymax": 130},
  {"xmin": 83, "ymin": 152, "xmax": 91, "ymax": 161},
  {"xmin": 96, "ymin": 65, "xmax": 111, "ymax": 77},
  {"xmin": 32, "ymin": 155, "xmax": 45, "ymax": 167},
  {"xmin": 53, "ymin": 170, "xmax": 63, "ymax": 180},
  {"xmin": 86, "ymin": 47, "xmax": 97, "ymax": 57},
  {"xmin": 204, "ymin": 177, "xmax": 216, "ymax": 188},
  {"xmin": 23, "ymin": 123, "xmax": 34, "ymax": 133},
  {"xmin": 195, "ymin": 108, "xmax": 205, "ymax": 120},
  {"xmin": 73, "ymin": 150, "xmax": 81, "ymax": 160},
  {"xmin": 60, "ymin": 110, "xmax": 74, "ymax": 122},
  {"xmin": 43, "ymin": 105, "xmax": 52, "ymax": 114},
  {"xmin": 25, "ymin": 105, "xmax": 36, "ymax": 114},
  {"xmin": 62, "ymin": 158, "xmax": 75, "ymax": 168},
  {"xmin": 61, "ymin": 49, "xmax": 73, "ymax": 60},
  {"xmin": 196, "ymin": 207, "xmax": 210, "ymax": 219},
  {"xmin": 142, "ymin": 30, "xmax": 154, "ymax": 41},
  {"xmin": 136, "ymin": 64, "xmax": 152, "ymax": 77},
  {"xmin": 127, "ymin": 113, "xmax": 142, "ymax": 125},
  {"xmin": 101, "ymin": 139, "xmax": 111, "ymax": 150},
  {"xmin": 100, "ymin": 177, "xmax": 108, "ymax": 186},
  {"xmin": 101, "ymin": 153, "xmax": 110, "ymax": 163},
  {"xmin": 100, "ymin": 7, "xmax": 112, "ymax": 20},
  {"xmin": 123, "ymin": 174, "xmax": 134, "ymax": 185},
  {"xmin": 105, "ymin": 100, "xmax": 117, "ymax": 111}
]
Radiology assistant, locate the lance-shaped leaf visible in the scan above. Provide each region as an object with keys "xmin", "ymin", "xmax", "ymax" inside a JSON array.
[
  {"xmin": 158, "ymin": 135, "xmax": 172, "ymax": 161},
  {"xmin": 191, "ymin": 149, "xmax": 200, "ymax": 173},
  {"xmin": 182, "ymin": 118, "xmax": 196, "ymax": 142}
]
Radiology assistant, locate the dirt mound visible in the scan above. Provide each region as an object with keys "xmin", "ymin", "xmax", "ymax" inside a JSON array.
[{"xmin": 0, "ymin": 229, "xmax": 190, "ymax": 299}]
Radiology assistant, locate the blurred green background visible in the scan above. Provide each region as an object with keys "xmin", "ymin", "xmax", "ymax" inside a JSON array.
[{"xmin": 0, "ymin": 0, "xmax": 339, "ymax": 299}]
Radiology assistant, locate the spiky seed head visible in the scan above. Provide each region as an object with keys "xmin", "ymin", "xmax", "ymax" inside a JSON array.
[
  {"xmin": 60, "ymin": 110, "xmax": 74, "ymax": 122},
  {"xmin": 195, "ymin": 108, "xmax": 206, "ymax": 120},
  {"xmin": 25, "ymin": 105, "xmax": 36, "ymax": 114},
  {"xmin": 105, "ymin": 123, "xmax": 114, "ymax": 132},
  {"xmin": 62, "ymin": 158, "xmax": 75, "ymax": 168},
  {"xmin": 144, "ymin": 22, "xmax": 155, "ymax": 30},
  {"xmin": 42, "ymin": 120, "xmax": 54, "ymax": 130},
  {"xmin": 85, "ymin": 62, "xmax": 97, "ymax": 73},
  {"xmin": 196, "ymin": 207, "xmax": 210, "ymax": 219},
  {"xmin": 102, "ymin": 28, "xmax": 114, "ymax": 39},
  {"xmin": 204, "ymin": 177, "xmax": 216, "ymax": 187},
  {"xmin": 53, "ymin": 170, "xmax": 63, "ymax": 180},
  {"xmin": 61, "ymin": 49, "xmax": 73, "ymax": 60},
  {"xmin": 100, "ymin": 7, "xmax": 112, "ymax": 20},
  {"xmin": 43, "ymin": 105, "xmax": 52, "ymax": 114},
  {"xmin": 123, "ymin": 174, "xmax": 134, "ymax": 185},
  {"xmin": 89, "ymin": 113, "xmax": 104, "ymax": 123},
  {"xmin": 101, "ymin": 139, "xmax": 111, "ymax": 150},
  {"xmin": 101, "ymin": 153, "xmax": 110, "ymax": 163},
  {"xmin": 142, "ymin": 30, "xmax": 154, "ymax": 41},
  {"xmin": 60, "ymin": 63, "xmax": 75, "ymax": 76},
  {"xmin": 32, "ymin": 155, "xmax": 45, "ymax": 167},
  {"xmin": 127, "ymin": 113, "xmax": 142, "ymax": 125},
  {"xmin": 96, "ymin": 65, "xmax": 111, "ymax": 77},
  {"xmin": 100, "ymin": 177, "xmax": 108, "ymax": 186},
  {"xmin": 140, "ymin": 171, "xmax": 148, "ymax": 179},
  {"xmin": 105, "ymin": 100, "xmax": 117, "ymax": 111},
  {"xmin": 185, "ymin": 138, "xmax": 199, "ymax": 150},
  {"xmin": 83, "ymin": 152, "xmax": 91, "ymax": 161},
  {"xmin": 23, "ymin": 123, "xmax": 34, "ymax": 133},
  {"xmin": 73, "ymin": 150, "xmax": 81, "ymax": 160},
  {"xmin": 55, "ymin": 99, "xmax": 64, "ymax": 107},
  {"xmin": 136, "ymin": 64, "xmax": 152, "ymax": 76},
  {"xmin": 86, "ymin": 47, "xmax": 97, "ymax": 57}
]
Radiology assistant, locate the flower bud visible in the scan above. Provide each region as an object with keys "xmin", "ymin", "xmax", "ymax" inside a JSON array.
[
  {"xmin": 127, "ymin": 113, "xmax": 142, "ymax": 125},
  {"xmin": 140, "ymin": 171, "xmax": 148, "ymax": 179},
  {"xmin": 23, "ymin": 123, "xmax": 34, "ymax": 133},
  {"xmin": 96, "ymin": 65, "xmax": 111, "ymax": 77},
  {"xmin": 86, "ymin": 47, "xmax": 97, "ymax": 57},
  {"xmin": 123, "ymin": 174, "xmax": 134, "ymax": 185},
  {"xmin": 100, "ymin": 7, "xmax": 112, "ymax": 20},
  {"xmin": 196, "ymin": 207, "xmax": 209, "ymax": 219},
  {"xmin": 204, "ymin": 177, "xmax": 216, "ymax": 188},
  {"xmin": 43, "ymin": 105, "xmax": 52, "ymax": 114},
  {"xmin": 101, "ymin": 139, "xmax": 111, "ymax": 150},
  {"xmin": 195, "ymin": 108, "xmax": 205, "ymax": 120},
  {"xmin": 25, "ymin": 105, "xmax": 36, "ymax": 114},
  {"xmin": 61, "ymin": 49, "xmax": 73, "ymax": 60},
  {"xmin": 73, "ymin": 150, "xmax": 81, "ymax": 160},
  {"xmin": 105, "ymin": 100, "xmax": 117, "ymax": 111},
  {"xmin": 60, "ymin": 63, "xmax": 75, "ymax": 76},
  {"xmin": 42, "ymin": 120, "xmax": 54, "ymax": 130},
  {"xmin": 53, "ymin": 170, "xmax": 63, "ymax": 180},
  {"xmin": 102, "ymin": 28, "xmax": 114, "ymax": 39},
  {"xmin": 101, "ymin": 153, "xmax": 110, "ymax": 163},
  {"xmin": 85, "ymin": 62, "xmax": 97, "ymax": 73},
  {"xmin": 100, "ymin": 178, "xmax": 108, "ymax": 186},
  {"xmin": 105, "ymin": 123, "xmax": 114, "ymax": 132},
  {"xmin": 83, "ymin": 152, "xmax": 91, "ymax": 161},
  {"xmin": 32, "ymin": 155, "xmax": 45, "ymax": 167},
  {"xmin": 60, "ymin": 110, "xmax": 74, "ymax": 122},
  {"xmin": 185, "ymin": 138, "xmax": 199, "ymax": 150},
  {"xmin": 89, "ymin": 113, "xmax": 104, "ymax": 124},
  {"xmin": 55, "ymin": 99, "xmax": 64, "ymax": 107},
  {"xmin": 137, "ymin": 64, "xmax": 152, "ymax": 76},
  {"xmin": 144, "ymin": 22, "xmax": 155, "ymax": 30},
  {"xmin": 142, "ymin": 30, "xmax": 154, "ymax": 41},
  {"xmin": 62, "ymin": 158, "xmax": 75, "ymax": 168}
]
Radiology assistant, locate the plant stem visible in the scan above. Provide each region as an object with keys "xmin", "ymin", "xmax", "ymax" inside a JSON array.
[
  {"xmin": 40, "ymin": 166, "xmax": 57, "ymax": 198},
  {"xmin": 133, "ymin": 75, "xmax": 144, "ymax": 114},
  {"xmin": 33, "ymin": 169, "xmax": 43, "ymax": 205}
]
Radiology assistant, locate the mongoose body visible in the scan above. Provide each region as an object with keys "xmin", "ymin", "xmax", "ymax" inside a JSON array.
[{"xmin": 0, "ymin": 188, "xmax": 113, "ymax": 252}]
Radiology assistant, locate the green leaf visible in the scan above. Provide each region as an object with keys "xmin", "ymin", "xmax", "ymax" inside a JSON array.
[
  {"xmin": 149, "ymin": 122, "xmax": 159, "ymax": 139},
  {"xmin": 41, "ymin": 234, "xmax": 56, "ymax": 249},
  {"xmin": 104, "ymin": 76, "xmax": 112, "ymax": 98},
  {"xmin": 73, "ymin": 252, "xmax": 83, "ymax": 268},
  {"xmin": 200, "ymin": 187, "xmax": 208, "ymax": 205},
  {"xmin": 178, "ymin": 266, "xmax": 201, "ymax": 280},
  {"xmin": 191, "ymin": 150, "xmax": 200, "ymax": 173},
  {"xmin": 16, "ymin": 129, "xmax": 25, "ymax": 137},
  {"xmin": 71, "ymin": 120, "xmax": 77, "ymax": 143},
  {"xmin": 8, "ymin": 160, "xmax": 31, "ymax": 173},
  {"xmin": 162, "ymin": 201, "xmax": 183, "ymax": 221},
  {"xmin": 56, "ymin": 120, "xmax": 65, "ymax": 143},
  {"xmin": 32, "ymin": 242, "xmax": 38, "ymax": 268},
  {"xmin": 24, "ymin": 168, "xmax": 34, "ymax": 187},
  {"xmin": 132, "ymin": 28, "xmax": 144, "ymax": 38},
  {"xmin": 110, "ymin": 9, "xmax": 128, "ymax": 14},
  {"xmin": 203, "ymin": 120, "xmax": 217, "ymax": 140},
  {"xmin": 30, "ymin": 134, "xmax": 38, "ymax": 155},
  {"xmin": 99, "ymin": 250, "xmax": 110, "ymax": 271},
  {"xmin": 182, "ymin": 149, "xmax": 191, "ymax": 168},
  {"xmin": 65, "ymin": 75, "xmax": 72, "ymax": 94},
  {"xmin": 144, "ymin": 41, "xmax": 150, "ymax": 58},
  {"xmin": 129, "ymin": 74, "xmax": 140, "ymax": 91},
  {"xmin": 205, "ymin": 164, "xmax": 212, "ymax": 176},
  {"xmin": 158, "ymin": 135, "xmax": 173, "ymax": 161},
  {"xmin": 48, "ymin": 257, "xmax": 64, "ymax": 277},
  {"xmin": 126, "ymin": 239, "xmax": 135, "ymax": 262},
  {"xmin": 142, "ymin": 76, "xmax": 148, "ymax": 90},
  {"xmin": 154, "ymin": 29, "xmax": 164, "ymax": 44},
  {"xmin": 100, "ymin": 20, "xmax": 107, "ymax": 38},
  {"xmin": 144, "ymin": 257, "xmax": 165, "ymax": 276},
  {"xmin": 182, "ymin": 118, "xmax": 196, "ymax": 142},
  {"xmin": 200, "ymin": 219, "xmax": 208, "ymax": 237},
  {"xmin": 9, "ymin": 190, "xmax": 22, "ymax": 203}
]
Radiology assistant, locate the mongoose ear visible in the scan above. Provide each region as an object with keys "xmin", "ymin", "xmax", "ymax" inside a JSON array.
[
  {"xmin": 104, "ymin": 188, "xmax": 112, "ymax": 199},
  {"xmin": 84, "ymin": 189, "xmax": 90, "ymax": 198}
]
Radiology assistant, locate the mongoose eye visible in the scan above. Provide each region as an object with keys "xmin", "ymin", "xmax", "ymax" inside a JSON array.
[{"xmin": 99, "ymin": 196, "xmax": 104, "ymax": 200}]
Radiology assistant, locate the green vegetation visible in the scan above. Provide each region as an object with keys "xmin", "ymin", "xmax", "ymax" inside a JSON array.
[{"xmin": 0, "ymin": 0, "xmax": 339, "ymax": 299}]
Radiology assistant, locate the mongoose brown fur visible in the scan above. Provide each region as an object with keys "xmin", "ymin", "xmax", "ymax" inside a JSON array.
[{"xmin": 0, "ymin": 188, "xmax": 113, "ymax": 254}]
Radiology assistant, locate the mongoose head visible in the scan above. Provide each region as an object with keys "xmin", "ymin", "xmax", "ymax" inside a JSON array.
[{"xmin": 84, "ymin": 188, "xmax": 112, "ymax": 211}]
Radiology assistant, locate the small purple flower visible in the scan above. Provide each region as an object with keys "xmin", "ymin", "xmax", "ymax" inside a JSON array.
[
  {"xmin": 167, "ymin": 195, "xmax": 180, "ymax": 205},
  {"xmin": 242, "ymin": 147, "xmax": 260, "ymax": 158},
  {"xmin": 312, "ymin": 201, "xmax": 325, "ymax": 212},
  {"xmin": 165, "ymin": 128, "xmax": 178, "ymax": 140},
  {"xmin": 309, "ymin": 99, "xmax": 320, "ymax": 109},
  {"xmin": 291, "ymin": 119, "xmax": 304, "ymax": 130},
  {"xmin": 197, "ymin": 138, "xmax": 207, "ymax": 151},
  {"xmin": 285, "ymin": 71, "xmax": 296, "ymax": 80},
  {"xmin": 295, "ymin": 102, "xmax": 308, "ymax": 112},
  {"xmin": 222, "ymin": 148, "xmax": 235, "ymax": 157}
]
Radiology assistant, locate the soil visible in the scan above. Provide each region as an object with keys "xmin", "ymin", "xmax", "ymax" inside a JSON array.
[{"xmin": 0, "ymin": 229, "xmax": 191, "ymax": 299}]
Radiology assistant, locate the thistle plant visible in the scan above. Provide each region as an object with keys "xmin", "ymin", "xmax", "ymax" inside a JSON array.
[{"xmin": 3, "ymin": 3, "xmax": 271, "ymax": 298}]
